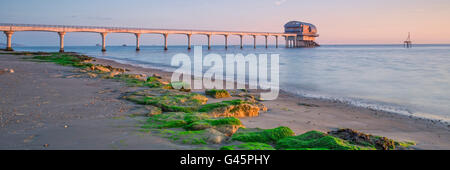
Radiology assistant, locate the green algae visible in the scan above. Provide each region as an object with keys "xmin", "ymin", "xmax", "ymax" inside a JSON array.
[
  {"xmin": 205, "ymin": 89, "xmax": 231, "ymax": 98},
  {"xmin": 127, "ymin": 90, "xmax": 208, "ymax": 113},
  {"xmin": 112, "ymin": 74, "xmax": 163, "ymax": 88},
  {"xmin": 158, "ymin": 129, "xmax": 208, "ymax": 145},
  {"xmin": 184, "ymin": 116, "xmax": 242, "ymax": 130},
  {"xmin": 275, "ymin": 131, "xmax": 374, "ymax": 150},
  {"xmin": 231, "ymin": 126, "xmax": 295, "ymax": 144},
  {"xmin": 220, "ymin": 142, "xmax": 275, "ymax": 150},
  {"xmin": 198, "ymin": 99, "xmax": 245, "ymax": 112},
  {"xmin": 328, "ymin": 128, "xmax": 415, "ymax": 150},
  {"xmin": 28, "ymin": 53, "xmax": 93, "ymax": 68}
]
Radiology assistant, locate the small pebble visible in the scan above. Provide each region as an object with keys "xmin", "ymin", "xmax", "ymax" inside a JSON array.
[{"xmin": 64, "ymin": 125, "xmax": 68, "ymax": 128}]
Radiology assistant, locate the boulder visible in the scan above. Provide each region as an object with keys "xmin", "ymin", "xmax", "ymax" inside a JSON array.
[
  {"xmin": 208, "ymin": 103, "xmax": 260, "ymax": 118},
  {"xmin": 205, "ymin": 128, "xmax": 227, "ymax": 144},
  {"xmin": 146, "ymin": 105, "xmax": 162, "ymax": 116},
  {"xmin": 214, "ymin": 124, "xmax": 244, "ymax": 136}
]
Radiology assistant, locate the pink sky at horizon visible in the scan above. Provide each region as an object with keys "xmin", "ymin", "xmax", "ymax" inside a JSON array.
[{"xmin": 1, "ymin": 0, "xmax": 450, "ymax": 45}]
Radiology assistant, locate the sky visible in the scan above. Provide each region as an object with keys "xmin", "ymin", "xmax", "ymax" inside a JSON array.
[{"xmin": 1, "ymin": 0, "xmax": 450, "ymax": 46}]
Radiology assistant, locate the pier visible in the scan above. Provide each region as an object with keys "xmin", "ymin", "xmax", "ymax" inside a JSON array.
[{"xmin": 0, "ymin": 23, "xmax": 318, "ymax": 52}]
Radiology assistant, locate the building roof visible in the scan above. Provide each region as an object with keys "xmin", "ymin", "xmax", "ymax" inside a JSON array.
[{"xmin": 284, "ymin": 21, "xmax": 317, "ymax": 33}]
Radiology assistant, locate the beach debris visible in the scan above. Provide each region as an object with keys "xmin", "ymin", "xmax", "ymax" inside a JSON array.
[
  {"xmin": 205, "ymin": 89, "xmax": 231, "ymax": 98},
  {"xmin": 0, "ymin": 68, "xmax": 14, "ymax": 74}
]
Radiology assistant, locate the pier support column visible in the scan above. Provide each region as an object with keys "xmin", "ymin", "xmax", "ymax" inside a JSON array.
[
  {"xmin": 187, "ymin": 34, "xmax": 191, "ymax": 50},
  {"xmin": 58, "ymin": 32, "xmax": 66, "ymax": 53},
  {"xmin": 101, "ymin": 32, "xmax": 107, "ymax": 52},
  {"xmin": 4, "ymin": 31, "xmax": 14, "ymax": 51},
  {"xmin": 163, "ymin": 33, "xmax": 168, "ymax": 50},
  {"xmin": 285, "ymin": 36, "xmax": 288, "ymax": 48},
  {"xmin": 294, "ymin": 36, "xmax": 297, "ymax": 48},
  {"xmin": 207, "ymin": 34, "xmax": 211, "ymax": 50},
  {"xmin": 240, "ymin": 35, "xmax": 243, "ymax": 49},
  {"xmin": 224, "ymin": 34, "xmax": 228, "ymax": 49},
  {"xmin": 264, "ymin": 35, "xmax": 268, "ymax": 48},
  {"xmin": 253, "ymin": 35, "xmax": 256, "ymax": 49},
  {"xmin": 275, "ymin": 36, "xmax": 278, "ymax": 48},
  {"xmin": 135, "ymin": 33, "xmax": 141, "ymax": 51}
]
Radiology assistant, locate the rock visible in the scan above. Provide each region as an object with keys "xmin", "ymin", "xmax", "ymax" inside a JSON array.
[
  {"xmin": 90, "ymin": 65, "xmax": 111, "ymax": 72},
  {"xmin": 146, "ymin": 105, "xmax": 162, "ymax": 116},
  {"xmin": 205, "ymin": 89, "xmax": 231, "ymax": 98},
  {"xmin": 205, "ymin": 128, "xmax": 227, "ymax": 144},
  {"xmin": 108, "ymin": 71, "xmax": 121, "ymax": 77},
  {"xmin": 208, "ymin": 103, "xmax": 260, "ymax": 118},
  {"xmin": 328, "ymin": 128, "xmax": 396, "ymax": 150},
  {"xmin": 8, "ymin": 69, "xmax": 14, "ymax": 73},
  {"xmin": 258, "ymin": 103, "xmax": 268, "ymax": 112},
  {"xmin": 214, "ymin": 124, "xmax": 244, "ymax": 136},
  {"xmin": 126, "ymin": 88, "xmax": 208, "ymax": 113},
  {"xmin": 152, "ymin": 73, "xmax": 162, "ymax": 79},
  {"xmin": 188, "ymin": 122, "xmax": 212, "ymax": 130},
  {"xmin": 87, "ymin": 73, "xmax": 97, "ymax": 78}
]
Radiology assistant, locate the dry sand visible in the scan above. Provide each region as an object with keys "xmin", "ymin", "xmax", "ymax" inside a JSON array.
[{"xmin": 1, "ymin": 51, "xmax": 449, "ymax": 150}]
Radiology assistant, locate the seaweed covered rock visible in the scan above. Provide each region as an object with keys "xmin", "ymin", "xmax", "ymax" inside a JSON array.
[
  {"xmin": 184, "ymin": 115, "xmax": 244, "ymax": 136},
  {"xmin": 199, "ymin": 99, "xmax": 260, "ymax": 118},
  {"xmin": 111, "ymin": 74, "xmax": 167, "ymax": 87},
  {"xmin": 328, "ymin": 128, "xmax": 413, "ymax": 150},
  {"xmin": 220, "ymin": 142, "xmax": 275, "ymax": 150},
  {"xmin": 143, "ymin": 112, "xmax": 187, "ymax": 129},
  {"xmin": 89, "ymin": 65, "xmax": 111, "ymax": 72},
  {"xmin": 276, "ymin": 130, "xmax": 373, "ymax": 150},
  {"xmin": 205, "ymin": 128, "xmax": 227, "ymax": 144},
  {"xmin": 163, "ymin": 81, "xmax": 191, "ymax": 92},
  {"xmin": 205, "ymin": 89, "xmax": 231, "ymax": 98},
  {"xmin": 127, "ymin": 89, "xmax": 208, "ymax": 112},
  {"xmin": 146, "ymin": 105, "xmax": 162, "ymax": 116},
  {"xmin": 231, "ymin": 126, "xmax": 295, "ymax": 144},
  {"xmin": 158, "ymin": 128, "xmax": 228, "ymax": 145},
  {"xmin": 30, "ymin": 53, "xmax": 94, "ymax": 68}
]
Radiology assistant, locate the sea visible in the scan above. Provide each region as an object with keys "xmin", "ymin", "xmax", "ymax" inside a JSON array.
[{"xmin": 11, "ymin": 44, "xmax": 450, "ymax": 123}]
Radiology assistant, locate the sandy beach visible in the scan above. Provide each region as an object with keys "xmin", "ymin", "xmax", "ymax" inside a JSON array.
[{"xmin": 0, "ymin": 51, "xmax": 449, "ymax": 150}]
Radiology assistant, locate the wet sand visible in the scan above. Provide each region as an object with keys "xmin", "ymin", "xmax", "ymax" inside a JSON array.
[{"xmin": 1, "ymin": 51, "xmax": 449, "ymax": 150}]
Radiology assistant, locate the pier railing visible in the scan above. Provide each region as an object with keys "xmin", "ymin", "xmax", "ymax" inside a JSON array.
[{"xmin": 0, "ymin": 23, "xmax": 319, "ymax": 51}]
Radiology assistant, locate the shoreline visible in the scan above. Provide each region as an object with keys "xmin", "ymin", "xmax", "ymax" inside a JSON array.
[
  {"xmin": 89, "ymin": 52, "xmax": 450, "ymax": 149},
  {"xmin": 91, "ymin": 54, "xmax": 450, "ymax": 126},
  {"xmin": 1, "ymin": 50, "xmax": 449, "ymax": 149}
]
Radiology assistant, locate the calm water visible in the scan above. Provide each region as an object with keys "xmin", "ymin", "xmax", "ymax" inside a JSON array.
[{"xmin": 12, "ymin": 44, "xmax": 450, "ymax": 122}]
